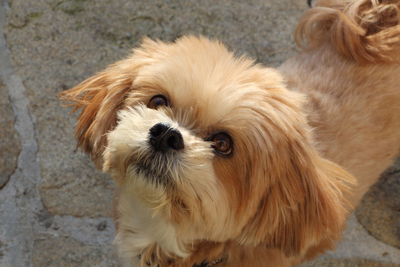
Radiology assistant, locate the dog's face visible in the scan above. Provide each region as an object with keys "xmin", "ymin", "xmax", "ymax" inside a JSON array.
[{"xmin": 61, "ymin": 36, "xmax": 353, "ymax": 260}]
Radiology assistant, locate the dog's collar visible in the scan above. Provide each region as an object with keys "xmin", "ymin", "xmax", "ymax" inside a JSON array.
[{"xmin": 193, "ymin": 255, "xmax": 227, "ymax": 267}]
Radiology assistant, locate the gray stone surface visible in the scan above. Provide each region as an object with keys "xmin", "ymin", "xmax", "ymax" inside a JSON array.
[
  {"xmin": 300, "ymin": 214, "xmax": 400, "ymax": 266},
  {"xmin": 301, "ymin": 258, "xmax": 399, "ymax": 267},
  {"xmin": 356, "ymin": 167, "xmax": 400, "ymax": 248},
  {"xmin": 0, "ymin": 78, "xmax": 20, "ymax": 189},
  {"xmin": 0, "ymin": 0, "xmax": 399, "ymax": 266},
  {"xmin": 0, "ymin": 1, "xmax": 43, "ymax": 264},
  {"xmin": 33, "ymin": 234, "xmax": 119, "ymax": 267}
]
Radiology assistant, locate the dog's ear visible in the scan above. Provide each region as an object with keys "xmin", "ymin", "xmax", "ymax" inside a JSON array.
[
  {"xmin": 239, "ymin": 130, "xmax": 354, "ymax": 257},
  {"xmin": 60, "ymin": 38, "xmax": 164, "ymax": 165},
  {"xmin": 228, "ymin": 68, "xmax": 356, "ymax": 257},
  {"xmin": 60, "ymin": 69, "xmax": 132, "ymax": 164}
]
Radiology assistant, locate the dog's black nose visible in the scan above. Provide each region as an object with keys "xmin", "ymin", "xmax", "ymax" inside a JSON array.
[{"xmin": 149, "ymin": 123, "xmax": 184, "ymax": 152}]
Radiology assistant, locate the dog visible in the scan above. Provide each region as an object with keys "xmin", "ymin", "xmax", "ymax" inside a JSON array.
[{"xmin": 60, "ymin": 0, "xmax": 400, "ymax": 266}]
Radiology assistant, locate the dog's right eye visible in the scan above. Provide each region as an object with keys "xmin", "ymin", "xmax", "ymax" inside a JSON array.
[
  {"xmin": 148, "ymin": 95, "xmax": 169, "ymax": 109},
  {"xmin": 206, "ymin": 132, "xmax": 233, "ymax": 157}
]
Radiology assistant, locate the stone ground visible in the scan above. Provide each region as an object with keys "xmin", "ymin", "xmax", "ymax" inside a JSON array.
[{"xmin": 0, "ymin": 0, "xmax": 398, "ymax": 266}]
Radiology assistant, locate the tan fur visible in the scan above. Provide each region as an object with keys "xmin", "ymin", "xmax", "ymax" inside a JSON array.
[
  {"xmin": 60, "ymin": 0, "xmax": 400, "ymax": 266},
  {"xmin": 283, "ymin": 0, "xmax": 400, "ymax": 206},
  {"xmin": 296, "ymin": 0, "xmax": 400, "ymax": 63}
]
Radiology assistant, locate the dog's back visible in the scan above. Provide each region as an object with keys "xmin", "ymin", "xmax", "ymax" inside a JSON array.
[{"xmin": 280, "ymin": 0, "xmax": 400, "ymax": 206}]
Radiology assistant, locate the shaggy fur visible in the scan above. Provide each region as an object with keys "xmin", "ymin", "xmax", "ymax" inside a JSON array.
[{"xmin": 60, "ymin": 0, "xmax": 400, "ymax": 266}]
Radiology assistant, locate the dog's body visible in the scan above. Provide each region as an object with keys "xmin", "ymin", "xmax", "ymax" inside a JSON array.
[
  {"xmin": 281, "ymin": 46, "xmax": 400, "ymax": 207},
  {"xmin": 61, "ymin": 0, "xmax": 400, "ymax": 266},
  {"xmin": 282, "ymin": 0, "xmax": 400, "ymax": 208}
]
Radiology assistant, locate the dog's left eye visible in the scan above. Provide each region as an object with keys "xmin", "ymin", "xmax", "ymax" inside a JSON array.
[
  {"xmin": 207, "ymin": 132, "xmax": 233, "ymax": 157},
  {"xmin": 148, "ymin": 95, "xmax": 169, "ymax": 109}
]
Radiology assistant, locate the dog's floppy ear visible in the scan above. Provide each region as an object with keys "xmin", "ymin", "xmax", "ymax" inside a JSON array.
[
  {"xmin": 234, "ymin": 90, "xmax": 355, "ymax": 255},
  {"xmin": 60, "ymin": 69, "xmax": 132, "ymax": 164},
  {"xmin": 239, "ymin": 131, "xmax": 354, "ymax": 257},
  {"xmin": 60, "ymin": 38, "xmax": 164, "ymax": 165},
  {"xmin": 271, "ymin": 154, "xmax": 354, "ymax": 256},
  {"xmin": 244, "ymin": 142, "xmax": 354, "ymax": 256}
]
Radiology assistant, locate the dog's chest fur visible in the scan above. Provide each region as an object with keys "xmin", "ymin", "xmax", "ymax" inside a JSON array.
[{"xmin": 114, "ymin": 189, "xmax": 188, "ymax": 265}]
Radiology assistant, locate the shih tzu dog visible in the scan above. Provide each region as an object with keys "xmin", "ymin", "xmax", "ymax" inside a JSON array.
[{"xmin": 60, "ymin": 0, "xmax": 400, "ymax": 266}]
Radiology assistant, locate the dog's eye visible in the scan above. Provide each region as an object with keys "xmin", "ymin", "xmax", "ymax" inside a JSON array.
[
  {"xmin": 208, "ymin": 132, "xmax": 233, "ymax": 157},
  {"xmin": 148, "ymin": 95, "xmax": 169, "ymax": 109}
]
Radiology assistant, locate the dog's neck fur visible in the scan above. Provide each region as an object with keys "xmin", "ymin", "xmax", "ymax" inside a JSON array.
[
  {"xmin": 114, "ymin": 189, "xmax": 231, "ymax": 266},
  {"xmin": 114, "ymin": 187, "xmax": 189, "ymax": 265}
]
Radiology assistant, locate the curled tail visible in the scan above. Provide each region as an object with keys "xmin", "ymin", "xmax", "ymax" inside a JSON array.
[{"xmin": 296, "ymin": 0, "xmax": 400, "ymax": 63}]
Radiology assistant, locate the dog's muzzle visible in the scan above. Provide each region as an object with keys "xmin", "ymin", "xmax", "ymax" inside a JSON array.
[{"xmin": 131, "ymin": 123, "xmax": 184, "ymax": 185}]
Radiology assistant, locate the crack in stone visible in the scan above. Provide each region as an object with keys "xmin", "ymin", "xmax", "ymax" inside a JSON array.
[
  {"xmin": 0, "ymin": 2, "xmax": 118, "ymax": 266},
  {"xmin": 5, "ymin": 91, "xmax": 20, "ymax": 179},
  {"xmin": 0, "ymin": 1, "xmax": 44, "ymax": 265},
  {"xmin": 0, "ymin": 78, "xmax": 20, "ymax": 190}
]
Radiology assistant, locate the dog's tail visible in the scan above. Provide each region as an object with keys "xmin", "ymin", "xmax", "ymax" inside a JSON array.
[{"xmin": 296, "ymin": 0, "xmax": 400, "ymax": 64}]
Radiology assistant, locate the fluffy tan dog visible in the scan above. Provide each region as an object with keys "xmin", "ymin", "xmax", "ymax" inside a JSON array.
[{"xmin": 60, "ymin": 0, "xmax": 400, "ymax": 266}]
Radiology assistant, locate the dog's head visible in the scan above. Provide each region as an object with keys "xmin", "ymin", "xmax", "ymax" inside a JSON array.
[{"xmin": 61, "ymin": 36, "xmax": 353, "ymax": 260}]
